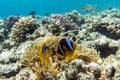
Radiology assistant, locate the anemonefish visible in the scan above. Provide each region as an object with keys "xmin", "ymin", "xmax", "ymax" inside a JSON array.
[
  {"xmin": 56, "ymin": 38, "xmax": 76, "ymax": 61},
  {"xmin": 37, "ymin": 44, "xmax": 50, "ymax": 65}
]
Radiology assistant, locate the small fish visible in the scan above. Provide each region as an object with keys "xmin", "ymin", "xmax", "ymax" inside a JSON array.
[
  {"xmin": 57, "ymin": 38, "xmax": 73, "ymax": 55},
  {"xmin": 38, "ymin": 43, "xmax": 50, "ymax": 65},
  {"xmin": 44, "ymin": 13, "xmax": 50, "ymax": 16},
  {"xmin": 81, "ymin": 4, "xmax": 97, "ymax": 12},
  {"xmin": 42, "ymin": 44, "xmax": 49, "ymax": 54},
  {"xmin": 108, "ymin": 7, "xmax": 113, "ymax": 10},
  {"xmin": 28, "ymin": 11, "xmax": 36, "ymax": 18},
  {"xmin": 28, "ymin": 11, "xmax": 36, "ymax": 15}
]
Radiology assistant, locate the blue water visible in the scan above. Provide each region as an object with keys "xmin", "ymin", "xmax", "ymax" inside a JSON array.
[{"xmin": 0, "ymin": 0, "xmax": 120, "ymax": 18}]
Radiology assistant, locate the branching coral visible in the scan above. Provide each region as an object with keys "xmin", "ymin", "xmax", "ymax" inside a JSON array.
[
  {"xmin": 10, "ymin": 16, "xmax": 38, "ymax": 43},
  {"xmin": 65, "ymin": 10, "xmax": 85, "ymax": 26},
  {"xmin": 41, "ymin": 14, "xmax": 78, "ymax": 36},
  {"xmin": 84, "ymin": 13, "xmax": 120, "ymax": 40}
]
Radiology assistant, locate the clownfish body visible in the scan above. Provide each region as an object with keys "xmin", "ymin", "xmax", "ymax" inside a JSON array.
[
  {"xmin": 57, "ymin": 39, "xmax": 73, "ymax": 55},
  {"xmin": 37, "ymin": 44, "xmax": 50, "ymax": 65},
  {"xmin": 56, "ymin": 38, "xmax": 76, "ymax": 61},
  {"xmin": 37, "ymin": 35, "xmax": 77, "ymax": 65}
]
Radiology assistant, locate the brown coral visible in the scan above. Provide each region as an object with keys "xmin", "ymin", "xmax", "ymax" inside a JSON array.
[{"xmin": 10, "ymin": 16, "xmax": 38, "ymax": 43}]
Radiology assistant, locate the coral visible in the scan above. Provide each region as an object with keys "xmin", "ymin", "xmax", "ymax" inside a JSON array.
[
  {"xmin": 0, "ymin": 29, "xmax": 5, "ymax": 42},
  {"xmin": 57, "ymin": 71, "xmax": 67, "ymax": 80},
  {"xmin": 115, "ymin": 71, "xmax": 120, "ymax": 80},
  {"xmin": 0, "ymin": 63, "xmax": 20, "ymax": 78},
  {"xmin": 0, "ymin": 49, "xmax": 14, "ymax": 64},
  {"xmin": 41, "ymin": 13, "xmax": 78, "ymax": 36},
  {"xmin": 0, "ymin": 41, "xmax": 33, "ymax": 79},
  {"xmin": 87, "ymin": 62, "xmax": 101, "ymax": 77},
  {"xmin": 99, "ymin": 55, "xmax": 120, "ymax": 79},
  {"xmin": 71, "ymin": 9, "xmax": 120, "ymax": 58},
  {"xmin": 65, "ymin": 10, "xmax": 85, "ymax": 26},
  {"xmin": 0, "ymin": 19, "xmax": 8, "ymax": 42},
  {"xmin": 84, "ymin": 12, "xmax": 120, "ymax": 40},
  {"xmin": 104, "ymin": 65, "xmax": 115, "ymax": 77},
  {"xmin": 99, "ymin": 17, "xmax": 120, "ymax": 39},
  {"xmin": 4, "ymin": 16, "xmax": 20, "ymax": 31},
  {"xmin": 21, "ymin": 35, "xmax": 100, "ymax": 79},
  {"xmin": 28, "ymin": 16, "xmax": 51, "ymax": 39},
  {"xmin": 40, "ymin": 71, "xmax": 55, "ymax": 80},
  {"xmin": 101, "ymin": 8, "xmax": 120, "ymax": 18},
  {"xmin": 0, "ymin": 19, "xmax": 16, "ymax": 52},
  {"xmin": 10, "ymin": 16, "xmax": 38, "ymax": 43},
  {"xmin": 15, "ymin": 67, "xmax": 37, "ymax": 80},
  {"xmin": 1, "ymin": 8, "xmax": 120, "ymax": 80},
  {"xmin": 57, "ymin": 59, "xmax": 101, "ymax": 80}
]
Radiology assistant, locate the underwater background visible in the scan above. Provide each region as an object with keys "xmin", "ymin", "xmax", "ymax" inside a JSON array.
[
  {"xmin": 0, "ymin": 0, "xmax": 120, "ymax": 80},
  {"xmin": 0, "ymin": 0, "xmax": 120, "ymax": 18}
]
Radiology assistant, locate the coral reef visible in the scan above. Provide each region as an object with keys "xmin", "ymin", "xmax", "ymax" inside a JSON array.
[
  {"xmin": 0, "ymin": 8, "xmax": 120, "ymax": 80},
  {"xmin": 20, "ymin": 35, "xmax": 100, "ymax": 80},
  {"xmin": 41, "ymin": 13, "xmax": 79, "ymax": 36},
  {"xmin": 101, "ymin": 8, "xmax": 120, "ymax": 18},
  {"xmin": 65, "ymin": 10, "xmax": 85, "ymax": 26},
  {"xmin": 84, "ymin": 14, "xmax": 120, "ymax": 40},
  {"xmin": 0, "ymin": 41, "xmax": 33, "ymax": 79}
]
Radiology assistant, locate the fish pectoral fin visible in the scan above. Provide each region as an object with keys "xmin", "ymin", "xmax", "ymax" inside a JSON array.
[
  {"xmin": 65, "ymin": 53, "xmax": 73, "ymax": 62},
  {"xmin": 42, "ymin": 44, "xmax": 49, "ymax": 55},
  {"xmin": 65, "ymin": 51, "xmax": 78, "ymax": 62}
]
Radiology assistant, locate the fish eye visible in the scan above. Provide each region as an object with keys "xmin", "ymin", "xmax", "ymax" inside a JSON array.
[
  {"xmin": 57, "ymin": 38, "xmax": 74, "ymax": 55},
  {"xmin": 42, "ymin": 44, "xmax": 49, "ymax": 54}
]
